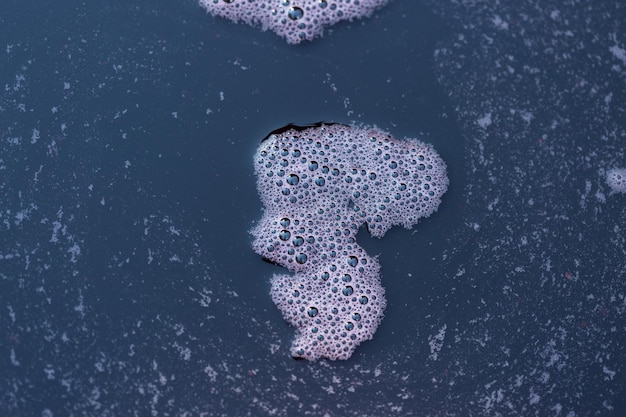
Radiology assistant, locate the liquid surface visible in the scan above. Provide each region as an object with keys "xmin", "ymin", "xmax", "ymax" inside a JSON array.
[{"xmin": 1, "ymin": 0, "xmax": 624, "ymax": 416}]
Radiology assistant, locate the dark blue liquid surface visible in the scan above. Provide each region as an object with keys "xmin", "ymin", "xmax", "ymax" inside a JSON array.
[{"xmin": 1, "ymin": 0, "xmax": 624, "ymax": 416}]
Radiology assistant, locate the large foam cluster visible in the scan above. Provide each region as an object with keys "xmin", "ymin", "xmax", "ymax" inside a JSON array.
[
  {"xmin": 606, "ymin": 168, "xmax": 626, "ymax": 194},
  {"xmin": 251, "ymin": 123, "xmax": 448, "ymax": 360},
  {"xmin": 199, "ymin": 0, "xmax": 390, "ymax": 44}
]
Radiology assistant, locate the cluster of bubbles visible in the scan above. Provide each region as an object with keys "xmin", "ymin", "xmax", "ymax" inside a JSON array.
[
  {"xmin": 606, "ymin": 168, "xmax": 626, "ymax": 194},
  {"xmin": 198, "ymin": 0, "xmax": 390, "ymax": 44},
  {"xmin": 251, "ymin": 123, "xmax": 448, "ymax": 359}
]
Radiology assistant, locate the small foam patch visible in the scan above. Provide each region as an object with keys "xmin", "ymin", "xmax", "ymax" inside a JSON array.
[
  {"xmin": 199, "ymin": 0, "xmax": 390, "ymax": 44},
  {"xmin": 606, "ymin": 168, "xmax": 626, "ymax": 194}
]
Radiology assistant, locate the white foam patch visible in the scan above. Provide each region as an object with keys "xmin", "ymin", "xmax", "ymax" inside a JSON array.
[
  {"xmin": 606, "ymin": 168, "xmax": 626, "ymax": 194},
  {"xmin": 251, "ymin": 123, "xmax": 448, "ymax": 360},
  {"xmin": 199, "ymin": 0, "xmax": 390, "ymax": 44}
]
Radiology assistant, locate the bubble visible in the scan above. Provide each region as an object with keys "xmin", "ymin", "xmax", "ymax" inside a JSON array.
[
  {"xmin": 295, "ymin": 253, "xmax": 308, "ymax": 264},
  {"xmin": 307, "ymin": 307, "xmax": 319, "ymax": 317},
  {"xmin": 280, "ymin": 218, "xmax": 290, "ymax": 227},
  {"xmin": 342, "ymin": 286, "xmax": 354, "ymax": 296},
  {"xmin": 347, "ymin": 256, "xmax": 358, "ymax": 267},
  {"xmin": 292, "ymin": 236, "xmax": 304, "ymax": 246},
  {"xmin": 315, "ymin": 177, "xmax": 326, "ymax": 186},
  {"xmin": 279, "ymin": 230, "xmax": 291, "ymax": 241},
  {"xmin": 359, "ymin": 296, "xmax": 368, "ymax": 305},
  {"xmin": 344, "ymin": 322, "xmax": 354, "ymax": 331},
  {"xmin": 287, "ymin": 174, "xmax": 300, "ymax": 185},
  {"xmin": 287, "ymin": 6, "xmax": 304, "ymax": 20},
  {"xmin": 308, "ymin": 161, "xmax": 319, "ymax": 171}
]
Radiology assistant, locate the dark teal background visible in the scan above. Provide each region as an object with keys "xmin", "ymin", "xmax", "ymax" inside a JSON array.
[{"xmin": 1, "ymin": 0, "xmax": 624, "ymax": 416}]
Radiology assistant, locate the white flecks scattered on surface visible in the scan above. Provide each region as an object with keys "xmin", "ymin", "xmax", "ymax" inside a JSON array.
[
  {"xmin": 10, "ymin": 348, "xmax": 20, "ymax": 366},
  {"xmin": 7, "ymin": 305, "xmax": 16, "ymax": 323},
  {"xmin": 477, "ymin": 113, "xmax": 492, "ymax": 129},
  {"xmin": 74, "ymin": 290, "xmax": 85, "ymax": 318},
  {"xmin": 609, "ymin": 44, "xmax": 626, "ymax": 66},
  {"xmin": 204, "ymin": 365, "xmax": 218, "ymax": 383},
  {"xmin": 6, "ymin": 136, "xmax": 21, "ymax": 145},
  {"xmin": 230, "ymin": 58, "xmax": 249, "ymax": 70},
  {"xmin": 491, "ymin": 15, "xmax": 509, "ymax": 30},
  {"xmin": 428, "ymin": 324, "xmax": 447, "ymax": 361},
  {"xmin": 529, "ymin": 391, "xmax": 541, "ymax": 405},
  {"xmin": 67, "ymin": 242, "xmax": 81, "ymax": 263},
  {"xmin": 172, "ymin": 342, "xmax": 191, "ymax": 361},
  {"xmin": 189, "ymin": 286, "xmax": 212, "ymax": 308},
  {"xmin": 602, "ymin": 366, "xmax": 616, "ymax": 381},
  {"xmin": 30, "ymin": 128, "xmax": 40, "ymax": 144}
]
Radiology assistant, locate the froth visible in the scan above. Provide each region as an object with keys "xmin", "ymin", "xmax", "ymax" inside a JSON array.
[
  {"xmin": 606, "ymin": 168, "xmax": 626, "ymax": 194},
  {"xmin": 199, "ymin": 0, "xmax": 390, "ymax": 44},
  {"xmin": 251, "ymin": 123, "xmax": 448, "ymax": 360}
]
